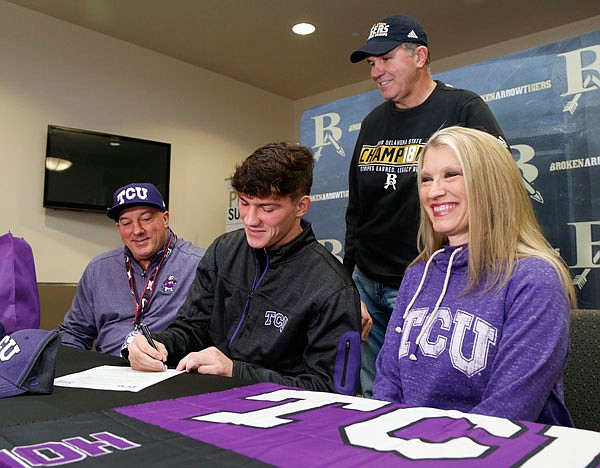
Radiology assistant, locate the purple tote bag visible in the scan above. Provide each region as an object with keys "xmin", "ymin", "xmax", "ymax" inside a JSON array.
[{"xmin": 0, "ymin": 232, "xmax": 41, "ymax": 333}]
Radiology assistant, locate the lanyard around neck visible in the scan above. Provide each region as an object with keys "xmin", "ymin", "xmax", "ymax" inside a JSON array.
[{"xmin": 126, "ymin": 231, "xmax": 176, "ymax": 325}]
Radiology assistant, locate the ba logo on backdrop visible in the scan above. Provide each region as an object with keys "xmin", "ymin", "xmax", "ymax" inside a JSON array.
[{"xmin": 300, "ymin": 30, "xmax": 600, "ymax": 308}]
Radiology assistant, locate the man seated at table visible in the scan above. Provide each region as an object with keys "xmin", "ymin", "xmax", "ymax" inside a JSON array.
[
  {"xmin": 58, "ymin": 182, "xmax": 205, "ymax": 357},
  {"xmin": 126, "ymin": 142, "xmax": 361, "ymax": 395}
]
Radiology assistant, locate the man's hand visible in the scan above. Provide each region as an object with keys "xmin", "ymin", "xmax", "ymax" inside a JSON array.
[
  {"xmin": 360, "ymin": 300, "xmax": 372, "ymax": 342},
  {"xmin": 127, "ymin": 334, "xmax": 168, "ymax": 371},
  {"xmin": 176, "ymin": 346, "xmax": 233, "ymax": 377}
]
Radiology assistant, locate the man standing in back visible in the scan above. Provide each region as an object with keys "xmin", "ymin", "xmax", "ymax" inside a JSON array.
[{"xmin": 346, "ymin": 15, "xmax": 507, "ymax": 396}]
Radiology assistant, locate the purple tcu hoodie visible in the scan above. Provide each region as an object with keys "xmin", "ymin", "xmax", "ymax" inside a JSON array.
[{"xmin": 373, "ymin": 244, "xmax": 573, "ymax": 426}]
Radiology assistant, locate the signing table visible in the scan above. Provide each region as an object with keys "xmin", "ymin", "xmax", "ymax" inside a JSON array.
[{"xmin": 0, "ymin": 346, "xmax": 599, "ymax": 467}]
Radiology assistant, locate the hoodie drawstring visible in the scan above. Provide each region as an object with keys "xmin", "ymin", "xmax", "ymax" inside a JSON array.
[{"xmin": 402, "ymin": 246, "xmax": 464, "ymax": 361}]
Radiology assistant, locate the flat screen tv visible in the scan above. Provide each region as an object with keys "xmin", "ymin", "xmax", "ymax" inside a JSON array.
[{"xmin": 43, "ymin": 125, "xmax": 171, "ymax": 214}]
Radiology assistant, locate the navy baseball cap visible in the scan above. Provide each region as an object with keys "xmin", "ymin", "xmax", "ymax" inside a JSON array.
[
  {"xmin": 0, "ymin": 329, "xmax": 61, "ymax": 398},
  {"xmin": 107, "ymin": 182, "xmax": 167, "ymax": 221},
  {"xmin": 350, "ymin": 15, "xmax": 428, "ymax": 63}
]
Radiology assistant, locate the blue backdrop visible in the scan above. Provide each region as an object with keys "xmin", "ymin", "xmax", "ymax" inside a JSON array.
[{"xmin": 300, "ymin": 30, "xmax": 600, "ymax": 308}]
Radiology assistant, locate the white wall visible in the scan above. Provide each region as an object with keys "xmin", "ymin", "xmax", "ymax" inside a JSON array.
[
  {"xmin": 2, "ymin": 0, "xmax": 598, "ymax": 284},
  {"xmin": 0, "ymin": 1, "xmax": 294, "ymax": 282}
]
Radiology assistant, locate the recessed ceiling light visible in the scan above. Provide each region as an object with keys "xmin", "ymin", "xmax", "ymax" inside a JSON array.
[{"xmin": 292, "ymin": 23, "xmax": 316, "ymax": 36}]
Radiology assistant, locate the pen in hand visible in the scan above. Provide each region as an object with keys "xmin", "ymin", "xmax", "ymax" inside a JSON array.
[
  {"xmin": 140, "ymin": 322, "xmax": 158, "ymax": 350},
  {"xmin": 139, "ymin": 323, "xmax": 167, "ymax": 371}
]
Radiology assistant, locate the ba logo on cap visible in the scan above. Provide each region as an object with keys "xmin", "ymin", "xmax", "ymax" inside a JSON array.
[
  {"xmin": 116, "ymin": 186, "xmax": 149, "ymax": 205},
  {"xmin": 368, "ymin": 22, "xmax": 390, "ymax": 40}
]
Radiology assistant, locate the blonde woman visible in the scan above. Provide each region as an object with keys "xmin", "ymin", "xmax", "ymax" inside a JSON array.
[{"xmin": 373, "ymin": 126, "xmax": 575, "ymax": 426}]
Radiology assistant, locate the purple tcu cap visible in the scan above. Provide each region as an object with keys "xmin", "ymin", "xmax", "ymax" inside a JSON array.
[
  {"xmin": 107, "ymin": 182, "xmax": 167, "ymax": 221},
  {"xmin": 0, "ymin": 329, "xmax": 61, "ymax": 398},
  {"xmin": 350, "ymin": 15, "xmax": 428, "ymax": 63}
]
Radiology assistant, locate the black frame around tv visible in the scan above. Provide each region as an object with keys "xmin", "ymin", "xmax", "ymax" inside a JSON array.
[{"xmin": 43, "ymin": 125, "xmax": 171, "ymax": 214}]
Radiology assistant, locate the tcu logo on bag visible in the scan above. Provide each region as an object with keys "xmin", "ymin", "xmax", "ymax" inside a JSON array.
[{"xmin": 115, "ymin": 186, "xmax": 149, "ymax": 205}]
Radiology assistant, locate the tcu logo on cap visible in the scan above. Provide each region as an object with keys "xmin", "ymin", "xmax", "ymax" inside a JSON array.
[
  {"xmin": 116, "ymin": 186, "xmax": 149, "ymax": 205},
  {"xmin": 0, "ymin": 335, "xmax": 20, "ymax": 361}
]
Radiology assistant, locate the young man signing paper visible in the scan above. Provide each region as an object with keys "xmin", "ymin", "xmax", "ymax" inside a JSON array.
[{"xmin": 126, "ymin": 142, "xmax": 361, "ymax": 395}]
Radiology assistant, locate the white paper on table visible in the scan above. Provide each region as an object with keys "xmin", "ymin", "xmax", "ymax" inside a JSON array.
[{"xmin": 54, "ymin": 365, "xmax": 184, "ymax": 392}]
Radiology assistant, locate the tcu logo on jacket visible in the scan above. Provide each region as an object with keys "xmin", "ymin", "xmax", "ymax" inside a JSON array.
[{"xmin": 264, "ymin": 311, "xmax": 288, "ymax": 332}]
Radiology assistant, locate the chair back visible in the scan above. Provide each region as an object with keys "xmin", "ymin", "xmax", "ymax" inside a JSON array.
[{"xmin": 565, "ymin": 309, "xmax": 600, "ymax": 432}]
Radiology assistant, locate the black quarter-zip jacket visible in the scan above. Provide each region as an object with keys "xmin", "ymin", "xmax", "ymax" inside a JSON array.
[{"xmin": 156, "ymin": 222, "xmax": 362, "ymax": 395}]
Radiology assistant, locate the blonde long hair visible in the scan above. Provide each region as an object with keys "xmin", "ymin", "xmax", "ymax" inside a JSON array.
[{"xmin": 414, "ymin": 126, "xmax": 576, "ymax": 307}]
